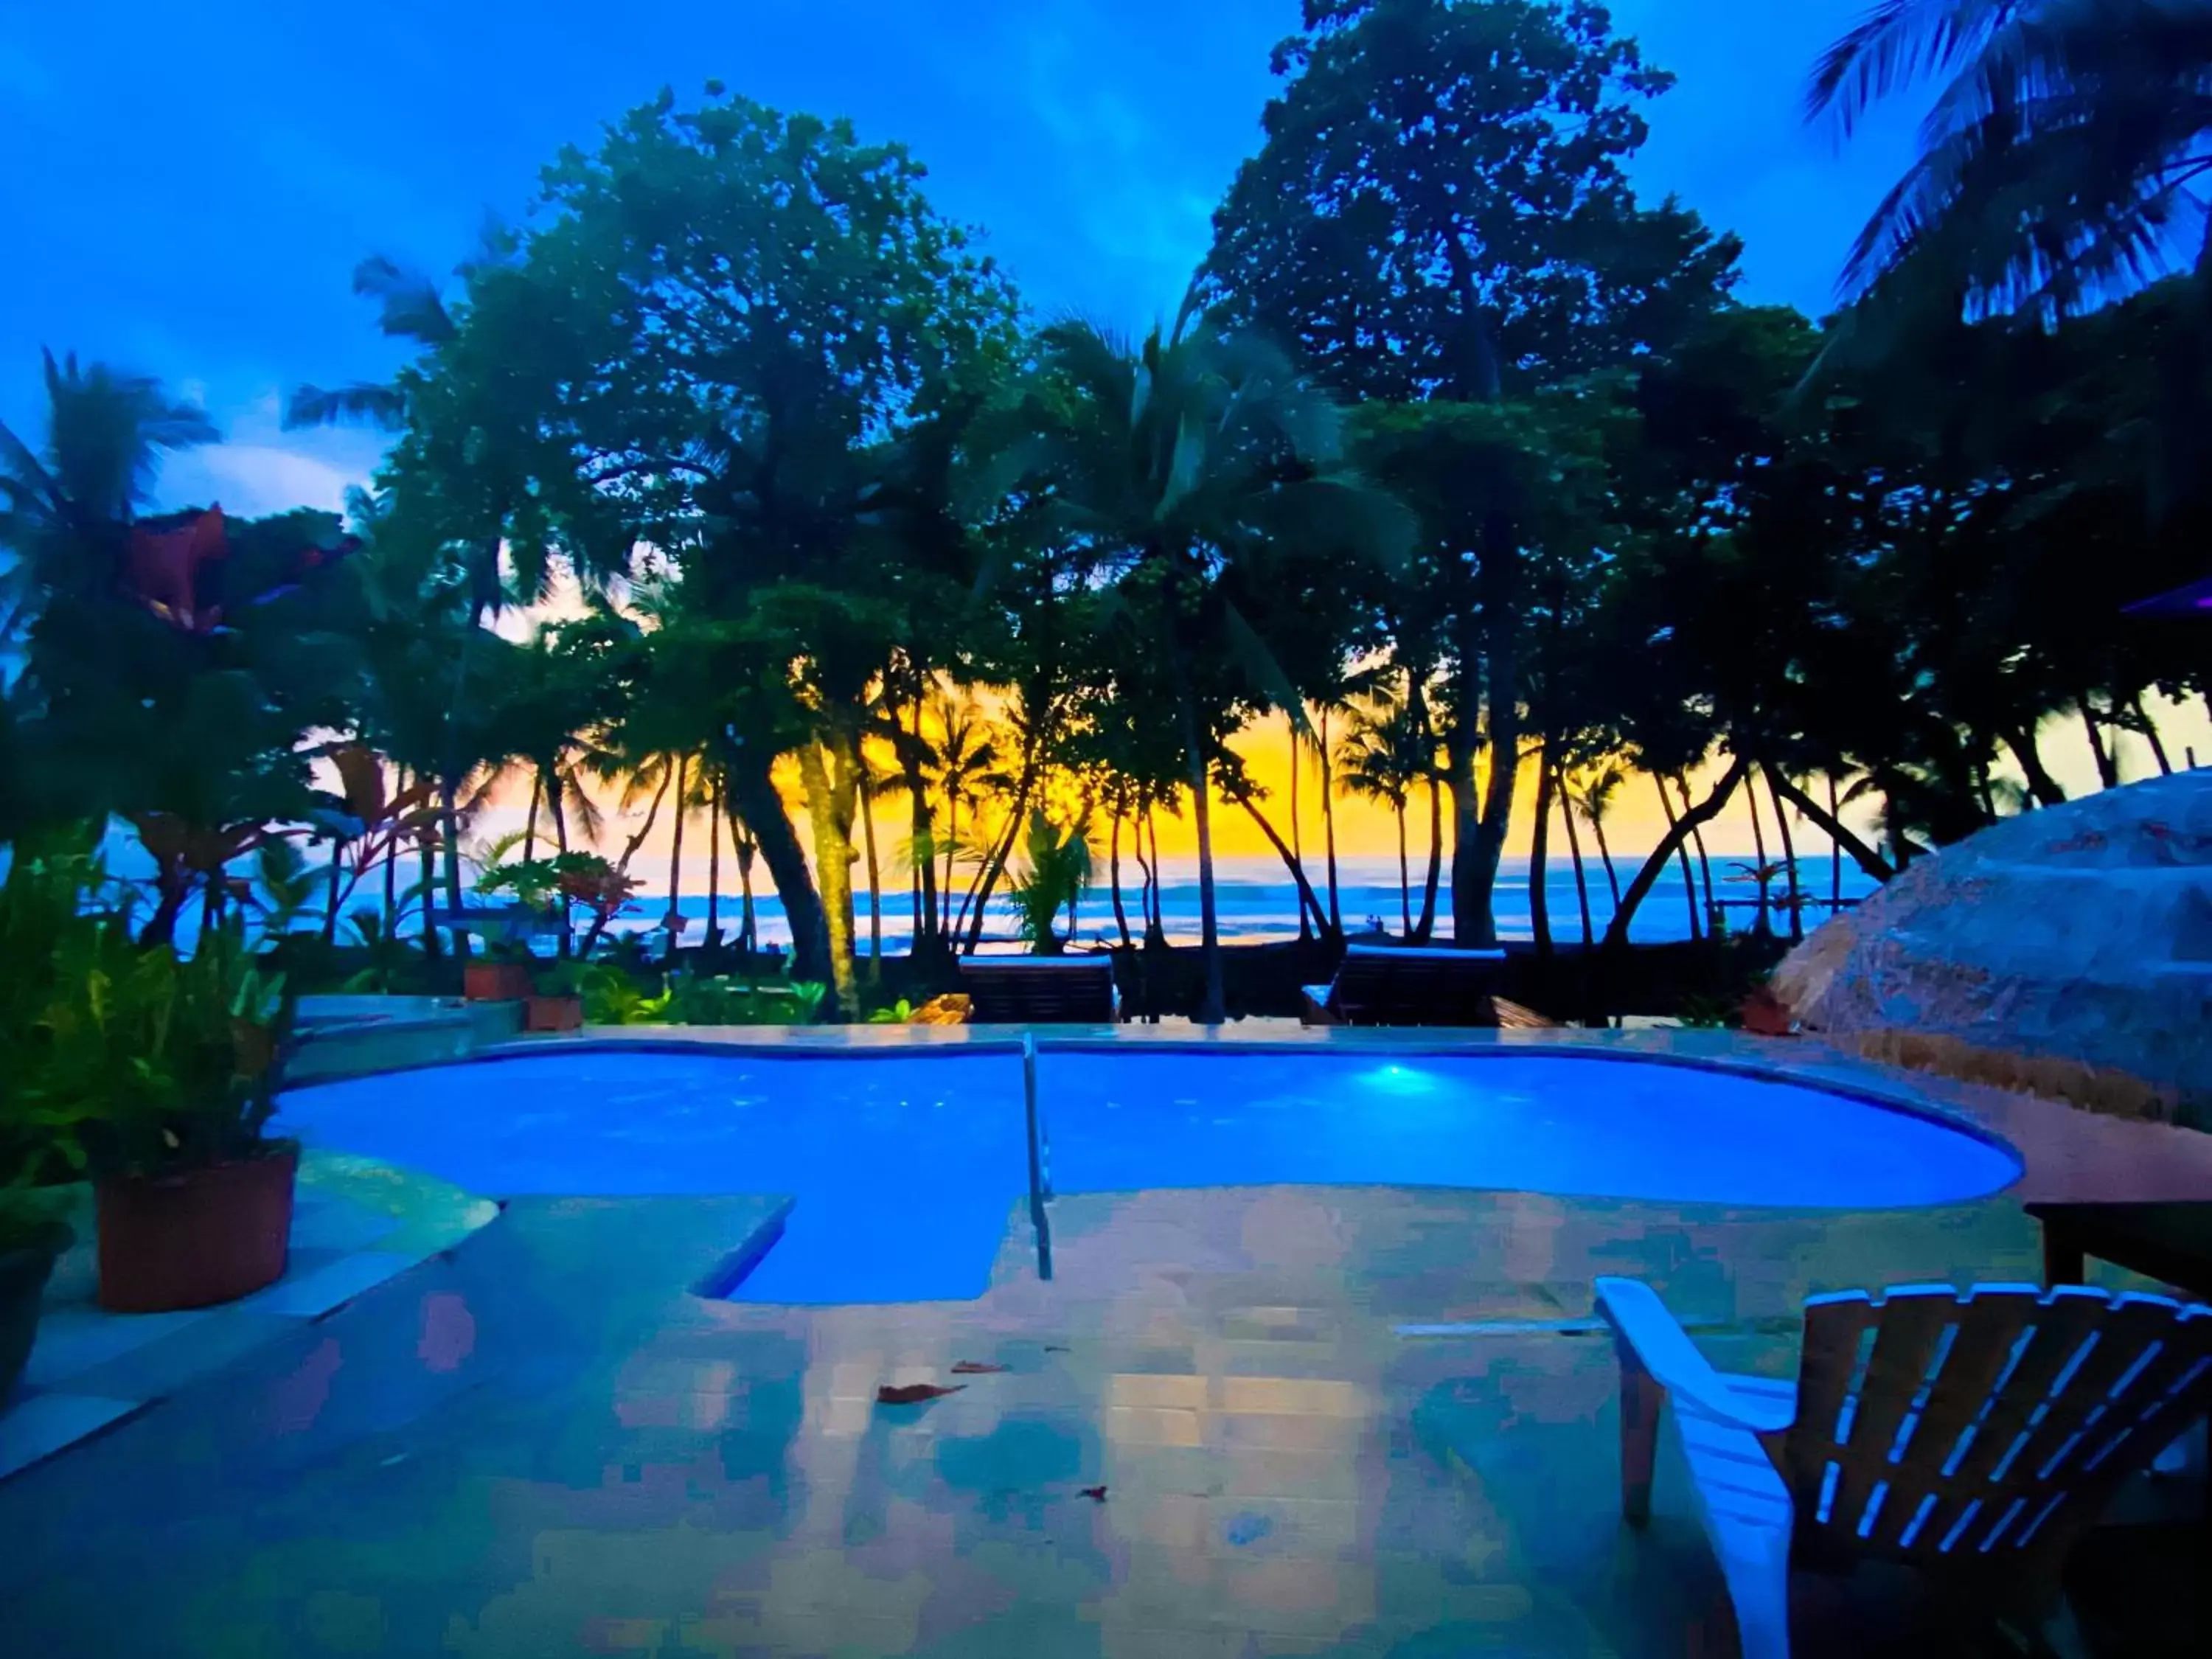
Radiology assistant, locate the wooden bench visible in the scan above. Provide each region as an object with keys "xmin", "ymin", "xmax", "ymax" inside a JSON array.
[
  {"xmin": 1299, "ymin": 943, "xmax": 1510, "ymax": 1027},
  {"xmin": 958, "ymin": 956, "xmax": 1121, "ymax": 1025}
]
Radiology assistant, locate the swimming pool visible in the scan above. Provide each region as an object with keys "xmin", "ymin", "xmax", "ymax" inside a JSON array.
[{"xmin": 275, "ymin": 1046, "xmax": 2020, "ymax": 1304}]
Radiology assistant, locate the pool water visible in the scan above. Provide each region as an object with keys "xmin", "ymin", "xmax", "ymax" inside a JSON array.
[{"xmin": 276, "ymin": 1048, "xmax": 2020, "ymax": 1304}]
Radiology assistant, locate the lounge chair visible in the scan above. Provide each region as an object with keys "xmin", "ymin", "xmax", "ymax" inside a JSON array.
[
  {"xmin": 1298, "ymin": 943, "xmax": 1509, "ymax": 1027},
  {"xmin": 1594, "ymin": 1276, "xmax": 2212, "ymax": 1658},
  {"xmin": 958, "ymin": 956, "xmax": 1121, "ymax": 1024}
]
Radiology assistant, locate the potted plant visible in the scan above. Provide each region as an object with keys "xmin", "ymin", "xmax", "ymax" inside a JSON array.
[
  {"xmin": 463, "ymin": 940, "xmax": 537, "ymax": 1004},
  {"xmin": 525, "ymin": 959, "xmax": 588, "ymax": 1034},
  {"xmin": 33, "ymin": 910, "xmax": 302, "ymax": 1313}
]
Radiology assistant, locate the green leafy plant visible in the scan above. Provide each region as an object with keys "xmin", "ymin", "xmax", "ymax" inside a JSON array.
[
  {"xmin": 532, "ymin": 959, "xmax": 588, "ymax": 999},
  {"xmin": 866, "ymin": 998, "xmax": 917, "ymax": 1025},
  {"xmin": 667, "ymin": 976, "xmax": 826, "ymax": 1027},
  {"xmin": 23, "ymin": 909, "xmax": 297, "ymax": 1179},
  {"xmin": 579, "ymin": 965, "xmax": 673, "ymax": 1026},
  {"xmin": 1006, "ymin": 810, "xmax": 1093, "ymax": 956},
  {"xmin": 340, "ymin": 907, "xmax": 424, "ymax": 994}
]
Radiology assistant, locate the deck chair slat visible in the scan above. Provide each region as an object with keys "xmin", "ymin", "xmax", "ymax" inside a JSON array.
[
  {"xmin": 2007, "ymin": 1295, "xmax": 2182, "ymax": 1492},
  {"xmin": 1945, "ymin": 1290, "xmax": 2112, "ymax": 1488},
  {"xmin": 1787, "ymin": 1294, "xmax": 1876, "ymax": 1512},
  {"xmin": 1826, "ymin": 1290, "xmax": 1959, "ymax": 1544},
  {"xmin": 1883, "ymin": 1288, "xmax": 2039, "ymax": 1504}
]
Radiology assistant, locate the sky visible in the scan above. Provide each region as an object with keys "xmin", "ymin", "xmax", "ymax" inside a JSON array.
[{"xmin": 2, "ymin": 1, "xmax": 2191, "ymax": 867}]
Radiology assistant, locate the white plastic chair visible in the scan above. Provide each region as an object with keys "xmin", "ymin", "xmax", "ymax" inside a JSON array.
[{"xmin": 1594, "ymin": 1276, "xmax": 2212, "ymax": 1658}]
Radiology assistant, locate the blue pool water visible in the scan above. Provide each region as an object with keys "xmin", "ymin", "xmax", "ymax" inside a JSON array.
[{"xmin": 276, "ymin": 1048, "xmax": 2020, "ymax": 1304}]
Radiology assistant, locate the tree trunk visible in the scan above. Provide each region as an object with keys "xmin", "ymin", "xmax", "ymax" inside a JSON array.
[
  {"xmin": 524, "ymin": 773, "xmax": 540, "ymax": 862},
  {"xmin": 1828, "ymin": 774, "xmax": 1843, "ymax": 911},
  {"xmin": 1529, "ymin": 746, "xmax": 1555, "ymax": 959},
  {"xmin": 1144, "ymin": 807, "xmax": 1166, "ymax": 949},
  {"xmin": 1410, "ymin": 678, "xmax": 1442, "ymax": 943},
  {"xmin": 959, "ymin": 743, "xmax": 1043, "ymax": 953},
  {"xmin": 1654, "ymin": 774, "xmax": 1700, "ymax": 940},
  {"xmin": 2129, "ymin": 695, "xmax": 2175, "ymax": 776},
  {"xmin": 1589, "ymin": 811, "xmax": 1621, "ymax": 909},
  {"xmin": 322, "ymin": 838, "xmax": 343, "ymax": 944},
  {"xmin": 664, "ymin": 754, "xmax": 688, "ymax": 963},
  {"xmin": 2079, "ymin": 695, "xmax": 2121, "ymax": 790},
  {"xmin": 859, "ymin": 765, "xmax": 883, "ymax": 979},
  {"xmin": 1321, "ymin": 703, "xmax": 1342, "ymax": 936},
  {"xmin": 726, "ymin": 740, "xmax": 829, "ymax": 984},
  {"xmin": 906, "ymin": 694, "xmax": 939, "ymax": 954},
  {"xmin": 1557, "ymin": 766, "xmax": 1595, "ymax": 947},
  {"xmin": 941, "ymin": 788, "xmax": 959, "ymax": 938},
  {"xmin": 1746, "ymin": 771, "xmax": 1773, "ymax": 936},
  {"xmin": 796, "ymin": 738, "xmax": 861, "ymax": 1020},
  {"xmin": 1766, "ymin": 771, "xmax": 1896, "ymax": 884},
  {"xmin": 1228, "ymin": 785, "xmax": 1332, "ymax": 936},
  {"xmin": 1445, "ymin": 707, "xmax": 1485, "ymax": 943},
  {"xmin": 1677, "ymin": 773, "xmax": 1717, "ymax": 929},
  {"xmin": 1290, "ymin": 721, "xmax": 1310, "ymax": 942},
  {"xmin": 2004, "ymin": 723, "xmax": 2069, "ymax": 807},
  {"xmin": 1109, "ymin": 810, "xmax": 1133, "ymax": 947},
  {"xmin": 1395, "ymin": 801, "xmax": 1411, "ymax": 939},
  {"xmin": 1453, "ymin": 597, "xmax": 1520, "ymax": 947},
  {"xmin": 546, "ymin": 768, "xmax": 573, "ymax": 957},
  {"xmin": 1766, "ymin": 766, "xmax": 1804, "ymax": 942},
  {"xmin": 419, "ymin": 830, "xmax": 440, "ymax": 960},
  {"xmin": 440, "ymin": 779, "xmax": 468, "ymax": 962},
  {"xmin": 706, "ymin": 768, "xmax": 723, "ymax": 950},
  {"xmin": 1605, "ymin": 758, "xmax": 1750, "ymax": 950}
]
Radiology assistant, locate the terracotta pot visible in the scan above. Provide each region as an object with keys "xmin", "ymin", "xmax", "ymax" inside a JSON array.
[
  {"xmin": 465, "ymin": 961, "xmax": 535, "ymax": 1002},
  {"xmin": 95, "ymin": 1147, "xmax": 297, "ymax": 1313},
  {"xmin": 524, "ymin": 994, "xmax": 585, "ymax": 1033},
  {"xmin": 1, "ymin": 1245, "xmax": 60, "ymax": 1399}
]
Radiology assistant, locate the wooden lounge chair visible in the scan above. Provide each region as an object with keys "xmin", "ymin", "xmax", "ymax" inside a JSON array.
[
  {"xmin": 958, "ymin": 956, "xmax": 1121, "ymax": 1025},
  {"xmin": 1594, "ymin": 1276, "xmax": 2212, "ymax": 1658},
  {"xmin": 1298, "ymin": 943, "xmax": 1509, "ymax": 1027}
]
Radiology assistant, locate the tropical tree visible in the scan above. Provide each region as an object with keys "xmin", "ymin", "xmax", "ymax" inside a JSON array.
[
  {"xmin": 1333, "ymin": 692, "xmax": 1427, "ymax": 936},
  {"xmin": 1006, "ymin": 809, "xmax": 1094, "ymax": 955},
  {"xmin": 1001, "ymin": 293, "xmax": 1408, "ymax": 1022},
  {"xmin": 1809, "ymin": 0, "xmax": 2212, "ymax": 321}
]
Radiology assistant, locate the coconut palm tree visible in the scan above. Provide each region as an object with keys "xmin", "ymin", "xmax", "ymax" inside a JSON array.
[
  {"xmin": 1808, "ymin": 0, "xmax": 2212, "ymax": 319},
  {"xmin": 1006, "ymin": 809, "xmax": 1094, "ymax": 956},
  {"xmin": 284, "ymin": 257, "xmax": 459, "ymax": 431},
  {"xmin": 928, "ymin": 693, "xmax": 1006, "ymax": 936},
  {"xmin": 1565, "ymin": 760, "xmax": 1627, "ymax": 910},
  {"xmin": 1006, "ymin": 288, "xmax": 1410, "ymax": 1023},
  {"xmin": 1333, "ymin": 695, "xmax": 1425, "ymax": 938}
]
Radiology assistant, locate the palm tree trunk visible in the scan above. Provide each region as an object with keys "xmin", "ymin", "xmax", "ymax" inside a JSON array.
[
  {"xmin": 523, "ymin": 775, "xmax": 540, "ymax": 861},
  {"xmin": 1228, "ymin": 785, "xmax": 1332, "ymax": 936},
  {"xmin": 706, "ymin": 768, "xmax": 723, "ymax": 950},
  {"xmin": 440, "ymin": 779, "xmax": 468, "ymax": 961},
  {"xmin": 1109, "ymin": 810, "xmax": 1133, "ymax": 947},
  {"xmin": 1746, "ymin": 771, "xmax": 1773, "ymax": 936},
  {"xmin": 1143, "ymin": 807, "xmax": 1166, "ymax": 948},
  {"xmin": 419, "ymin": 830, "xmax": 440, "ymax": 959},
  {"xmin": 546, "ymin": 768, "xmax": 574, "ymax": 956},
  {"xmin": 663, "ymin": 754, "xmax": 689, "ymax": 962},
  {"xmin": 859, "ymin": 767, "xmax": 883, "ymax": 978},
  {"xmin": 2130, "ymin": 695, "xmax": 2175, "ymax": 776},
  {"xmin": 384, "ymin": 765, "xmax": 403, "ymax": 929},
  {"xmin": 1396, "ymin": 800, "xmax": 1411, "ymax": 938},
  {"xmin": 1654, "ymin": 774, "xmax": 1700, "ymax": 940},
  {"xmin": 1607, "ymin": 758, "xmax": 1751, "ymax": 950},
  {"xmin": 1829, "ymin": 775, "xmax": 1844, "ymax": 911},
  {"xmin": 942, "ymin": 788, "xmax": 959, "ymax": 938},
  {"xmin": 1529, "ymin": 745, "xmax": 1555, "ymax": 958},
  {"xmin": 1677, "ymin": 773, "xmax": 1717, "ymax": 929},
  {"xmin": 1557, "ymin": 766, "xmax": 1595, "ymax": 947},
  {"xmin": 2079, "ymin": 695, "xmax": 2121, "ymax": 790},
  {"xmin": 2004, "ymin": 723, "xmax": 2069, "ymax": 807},
  {"xmin": 1764, "ymin": 772, "xmax": 1896, "ymax": 885},
  {"xmin": 1590, "ymin": 813, "xmax": 1621, "ymax": 908},
  {"xmin": 1165, "ymin": 604, "xmax": 1225, "ymax": 1023},
  {"xmin": 725, "ymin": 740, "xmax": 828, "ymax": 982},
  {"xmin": 1409, "ymin": 677, "xmax": 1442, "ymax": 943},
  {"xmin": 796, "ymin": 739, "xmax": 860, "ymax": 1020},
  {"xmin": 1290, "ymin": 722, "xmax": 1310, "ymax": 942},
  {"xmin": 1766, "ymin": 766, "xmax": 1804, "ymax": 942},
  {"xmin": 1321, "ymin": 704, "xmax": 1342, "ymax": 936}
]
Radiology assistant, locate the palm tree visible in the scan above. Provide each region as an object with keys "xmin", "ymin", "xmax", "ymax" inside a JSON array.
[
  {"xmin": 1808, "ymin": 1, "xmax": 2212, "ymax": 319},
  {"xmin": 1565, "ymin": 761, "xmax": 1627, "ymax": 911},
  {"xmin": 1011, "ymin": 288, "xmax": 1409, "ymax": 1023},
  {"xmin": 1, "ymin": 352, "xmax": 218, "ymax": 625},
  {"xmin": 928, "ymin": 693, "xmax": 1003, "ymax": 938},
  {"xmin": 1006, "ymin": 809, "xmax": 1094, "ymax": 956},
  {"xmin": 285, "ymin": 257, "xmax": 459, "ymax": 431},
  {"xmin": 1334, "ymin": 695, "xmax": 1425, "ymax": 937}
]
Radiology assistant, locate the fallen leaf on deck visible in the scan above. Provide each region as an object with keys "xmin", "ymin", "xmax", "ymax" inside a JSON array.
[
  {"xmin": 1079, "ymin": 1485, "xmax": 1108, "ymax": 1503},
  {"xmin": 875, "ymin": 1383, "xmax": 966, "ymax": 1405},
  {"xmin": 950, "ymin": 1361, "xmax": 1008, "ymax": 1374}
]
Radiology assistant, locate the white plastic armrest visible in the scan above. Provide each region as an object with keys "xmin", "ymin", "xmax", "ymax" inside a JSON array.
[{"xmin": 1594, "ymin": 1276, "xmax": 1796, "ymax": 1435}]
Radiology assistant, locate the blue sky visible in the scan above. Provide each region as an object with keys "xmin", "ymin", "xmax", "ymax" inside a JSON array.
[{"xmin": 0, "ymin": 1, "xmax": 1929, "ymax": 518}]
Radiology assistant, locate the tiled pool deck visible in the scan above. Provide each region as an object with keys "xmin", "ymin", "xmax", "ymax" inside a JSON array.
[{"xmin": 1, "ymin": 1025, "xmax": 2208, "ymax": 1655}]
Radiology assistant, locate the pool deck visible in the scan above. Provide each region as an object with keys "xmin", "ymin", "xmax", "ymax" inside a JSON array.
[{"xmin": 1, "ymin": 1026, "xmax": 2208, "ymax": 1655}]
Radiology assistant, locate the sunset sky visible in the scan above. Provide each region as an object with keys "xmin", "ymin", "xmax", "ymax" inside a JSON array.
[{"xmin": 8, "ymin": 1, "xmax": 2202, "ymax": 875}]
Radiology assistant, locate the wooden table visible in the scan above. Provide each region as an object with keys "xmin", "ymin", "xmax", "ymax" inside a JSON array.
[{"xmin": 2025, "ymin": 1201, "xmax": 2212, "ymax": 1301}]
